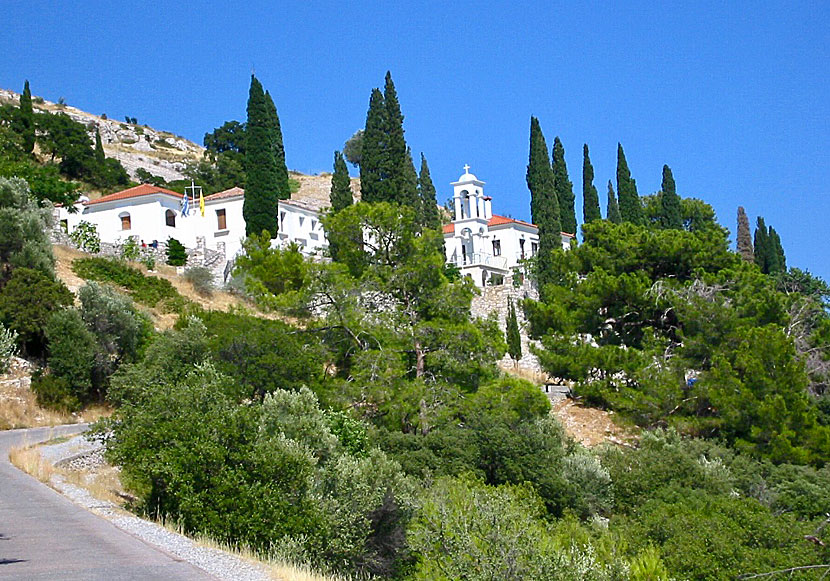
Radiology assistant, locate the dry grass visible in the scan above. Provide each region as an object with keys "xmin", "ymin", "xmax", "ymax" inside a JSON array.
[
  {"xmin": 500, "ymin": 363, "xmax": 550, "ymax": 385},
  {"xmin": 9, "ymin": 443, "xmax": 54, "ymax": 482},
  {"xmin": 59, "ymin": 465, "xmax": 127, "ymax": 506},
  {"xmin": 0, "ymin": 356, "xmax": 110, "ymax": 430}
]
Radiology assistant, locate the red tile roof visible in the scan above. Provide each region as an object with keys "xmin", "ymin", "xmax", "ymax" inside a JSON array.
[
  {"xmin": 203, "ymin": 187, "xmax": 244, "ymax": 201},
  {"xmin": 85, "ymin": 184, "xmax": 184, "ymax": 206},
  {"xmin": 443, "ymin": 214, "xmax": 575, "ymax": 237}
]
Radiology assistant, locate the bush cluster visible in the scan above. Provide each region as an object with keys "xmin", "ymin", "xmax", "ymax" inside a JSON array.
[{"xmin": 72, "ymin": 257, "xmax": 187, "ymax": 311}]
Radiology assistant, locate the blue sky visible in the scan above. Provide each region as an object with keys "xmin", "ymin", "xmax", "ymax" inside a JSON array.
[{"xmin": 3, "ymin": 1, "xmax": 829, "ymax": 280}]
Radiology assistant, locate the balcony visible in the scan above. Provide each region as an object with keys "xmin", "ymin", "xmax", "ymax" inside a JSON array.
[{"xmin": 449, "ymin": 252, "xmax": 508, "ymax": 270}]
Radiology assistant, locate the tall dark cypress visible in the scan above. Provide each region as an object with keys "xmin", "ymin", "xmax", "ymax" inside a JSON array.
[
  {"xmin": 94, "ymin": 127, "xmax": 105, "ymax": 163},
  {"xmin": 330, "ymin": 150, "xmax": 353, "ymax": 212},
  {"xmin": 606, "ymin": 181, "xmax": 621, "ymax": 224},
  {"xmin": 243, "ymin": 75, "xmax": 279, "ymax": 237},
  {"xmin": 19, "ymin": 80, "xmax": 35, "ymax": 154},
  {"xmin": 660, "ymin": 165, "xmax": 682, "ymax": 229},
  {"xmin": 736, "ymin": 207, "xmax": 753, "ymax": 262},
  {"xmin": 526, "ymin": 117, "xmax": 558, "ymax": 230},
  {"xmin": 616, "ymin": 144, "xmax": 644, "ymax": 225},
  {"xmin": 552, "ymin": 137, "xmax": 576, "ymax": 235},
  {"xmin": 264, "ymin": 90, "xmax": 290, "ymax": 200},
  {"xmin": 506, "ymin": 298, "xmax": 522, "ymax": 365},
  {"xmin": 754, "ymin": 217, "xmax": 769, "ymax": 272},
  {"xmin": 384, "ymin": 72, "xmax": 418, "ymax": 208},
  {"xmin": 582, "ymin": 144, "xmax": 601, "ymax": 224},
  {"xmin": 359, "ymin": 88, "xmax": 387, "ymax": 204},
  {"xmin": 768, "ymin": 226, "xmax": 786, "ymax": 274},
  {"xmin": 418, "ymin": 153, "xmax": 440, "ymax": 231}
]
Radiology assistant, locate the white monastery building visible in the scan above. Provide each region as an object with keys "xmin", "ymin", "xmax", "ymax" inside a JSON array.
[
  {"xmin": 442, "ymin": 167, "xmax": 573, "ymax": 286},
  {"xmin": 58, "ymin": 184, "xmax": 327, "ymax": 275},
  {"xmin": 58, "ymin": 166, "xmax": 571, "ymax": 287}
]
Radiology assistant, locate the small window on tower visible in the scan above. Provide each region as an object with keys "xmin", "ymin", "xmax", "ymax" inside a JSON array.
[
  {"xmin": 216, "ymin": 209, "xmax": 227, "ymax": 230},
  {"xmin": 492, "ymin": 239, "xmax": 501, "ymax": 256}
]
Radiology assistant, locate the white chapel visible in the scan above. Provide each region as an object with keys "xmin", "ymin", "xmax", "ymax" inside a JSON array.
[{"xmin": 442, "ymin": 166, "xmax": 573, "ymax": 287}]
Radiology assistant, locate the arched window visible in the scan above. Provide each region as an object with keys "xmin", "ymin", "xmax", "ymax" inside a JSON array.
[
  {"xmin": 119, "ymin": 212, "xmax": 131, "ymax": 231},
  {"xmin": 165, "ymin": 209, "xmax": 176, "ymax": 228}
]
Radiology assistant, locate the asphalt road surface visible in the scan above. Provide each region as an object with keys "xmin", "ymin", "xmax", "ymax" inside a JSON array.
[{"xmin": 0, "ymin": 424, "xmax": 214, "ymax": 580}]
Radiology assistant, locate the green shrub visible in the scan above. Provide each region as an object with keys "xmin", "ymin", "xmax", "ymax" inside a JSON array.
[
  {"xmin": 72, "ymin": 257, "xmax": 184, "ymax": 309},
  {"xmin": 44, "ymin": 309, "xmax": 97, "ymax": 402},
  {"xmin": 166, "ymin": 238, "xmax": 187, "ymax": 266},
  {"xmin": 31, "ymin": 371, "xmax": 81, "ymax": 412},
  {"xmin": 69, "ymin": 221, "xmax": 101, "ymax": 253},
  {"xmin": 120, "ymin": 237, "xmax": 140, "ymax": 261},
  {"xmin": 0, "ymin": 267, "xmax": 73, "ymax": 356},
  {"xmin": 183, "ymin": 266, "xmax": 214, "ymax": 296}
]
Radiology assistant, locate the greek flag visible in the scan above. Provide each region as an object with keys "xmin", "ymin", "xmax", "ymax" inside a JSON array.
[{"xmin": 181, "ymin": 192, "xmax": 190, "ymax": 216}]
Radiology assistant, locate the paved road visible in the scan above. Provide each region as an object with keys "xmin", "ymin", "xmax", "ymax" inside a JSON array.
[{"xmin": 0, "ymin": 425, "xmax": 214, "ymax": 580}]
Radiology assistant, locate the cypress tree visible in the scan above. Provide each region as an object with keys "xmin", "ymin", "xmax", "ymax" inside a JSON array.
[
  {"xmin": 526, "ymin": 117, "xmax": 558, "ymax": 230},
  {"xmin": 768, "ymin": 226, "xmax": 786, "ymax": 274},
  {"xmin": 243, "ymin": 75, "xmax": 279, "ymax": 237},
  {"xmin": 754, "ymin": 217, "xmax": 769, "ymax": 272},
  {"xmin": 552, "ymin": 137, "xmax": 576, "ymax": 235},
  {"xmin": 616, "ymin": 144, "xmax": 644, "ymax": 225},
  {"xmin": 384, "ymin": 72, "xmax": 418, "ymax": 208},
  {"xmin": 330, "ymin": 150, "xmax": 352, "ymax": 212},
  {"xmin": 606, "ymin": 181, "xmax": 621, "ymax": 224},
  {"xmin": 736, "ymin": 207, "xmax": 753, "ymax": 262},
  {"xmin": 19, "ymin": 80, "xmax": 35, "ymax": 154},
  {"xmin": 359, "ymin": 88, "xmax": 388, "ymax": 204},
  {"xmin": 418, "ymin": 153, "xmax": 440, "ymax": 231},
  {"xmin": 506, "ymin": 298, "xmax": 522, "ymax": 365},
  {"xmin": 264, "ymin": 90, "xmax": 290, "ymax": 200},
  {"xmin": 582, "ymin": 144, "xmax": 601, "ymax": 224},
  {"xmin": 94, "ymin": 127, "xmax": 105, "ymax": 163},
  {"xmin": 660, "ymin": 164, "xmax": 682, "ymax": 229}
]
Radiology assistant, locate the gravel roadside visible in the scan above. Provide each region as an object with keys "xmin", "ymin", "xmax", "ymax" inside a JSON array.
[{"xmin": 38, "ymin": 434, "xmax": 273, "ymax": 581}]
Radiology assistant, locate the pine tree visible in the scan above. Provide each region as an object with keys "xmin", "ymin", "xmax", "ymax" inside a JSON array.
[
  {"xmin": 736, "ymin": 207, "xmax": 753, "ymax": 262},
  {"xmin": 526, "ymin": 117, "xmax": 558, "ymax": 229},
  {"xmin": 616, "ymin": 144, "xmax": 644, "ymax": 225},
  {"xmin": 506, "ymin": 298, "xmax": 522, "ymax": 365},
  {"xmin": 94, "ymin": 127, "xmax": 105, "ymax": 163},
  {"xmin": 582, "ymin": 144, "xmax": 601, "ymax": 224},
  {"xmin": 606, "ymin": 181, "xmax": 621, "ymax": 224},
  {"xmin": 754, "ymin": 217, "xmax": 769, "ymax": 272},
  {"xmin": 418, "ymin": 153, "xmax": 440, "ymax": 231},
  {"xmin": 243, "ymin": 75, "xmax": 279, "ymax": 237},
  {"xmin": 19, "ymin": 80, "xmax": 35, "ymax": 154},
  {"xmin": 552, "ymin": 137, "xmax": 576, "ymax": 235},
  {"xmin": 660, "ymin": 164, "xmax": 682, "ymax": 229},
  {"xmin": 264, "ymin": 90, "xmax": 290, "ymax": 201},
  {"xmin": 330, "ymin": 150, "xmax": 352, "ymax": 212},
  {"xmin": 359, "ymin": 88, "xmax": 388, "ymax": 204}
]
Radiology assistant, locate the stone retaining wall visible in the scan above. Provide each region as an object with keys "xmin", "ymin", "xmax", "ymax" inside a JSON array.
[{"xmin": 470, "ymin": 275, "xmax": 545, "ymax": 376}]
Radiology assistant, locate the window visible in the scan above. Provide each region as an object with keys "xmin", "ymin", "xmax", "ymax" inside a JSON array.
[
  {"xmin": 519, "ymin": 238, "xmax": 525, "ymax": 259},
  {"xmin": 216, "ymin": 208, "xmax": 227, "ymax": 230},
  {"xmin": 280, "ymin": 211, "xmax": 286, "ymax": 230},
  {"xmin": 119, "ymin": 213, "xmax": 131, "ymax": 231},
  {"xmin": 299, "ymin": 216, "xmax": 305, "ymax": 228},
  {"xmin": 492, "ymin": 239, "xmax": 501, "ymax": 256},
  {"xmin": 531, "ymin": 242, "xmax": 538, "ymax": 256},
  {"xmin": 165, "ymin": 209, "xmax": 176, "ymax": 228},
  {"xmin": 311, "ymin": 219, "xmax": 317, "ymax": 230}
]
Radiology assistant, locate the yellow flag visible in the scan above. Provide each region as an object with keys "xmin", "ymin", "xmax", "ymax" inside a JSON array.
[{"xmin": 199, "ymin": 190, "xmax": 205, "ymax": 217}]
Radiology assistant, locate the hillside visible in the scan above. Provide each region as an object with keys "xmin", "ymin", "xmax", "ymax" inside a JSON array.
[{"xmin": 0, "ymin": 87, "xmax": 359, "ymax": 208}]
